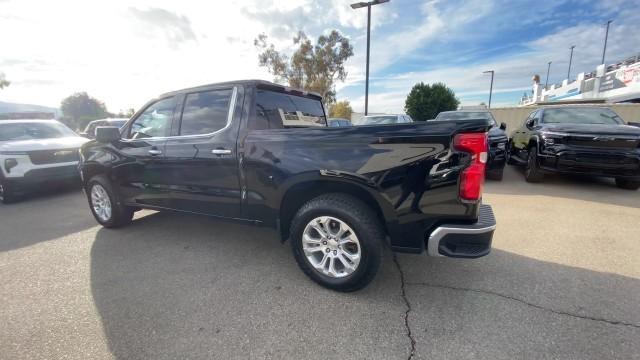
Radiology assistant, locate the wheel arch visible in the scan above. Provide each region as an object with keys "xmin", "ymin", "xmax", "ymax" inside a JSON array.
[
  {"xmin": 277, "ymin": 178, "xmax": 393, "ymax": 242},
  {"xmin": 81, "ymin": 162, "xmax": 109, "ymax": 186}
]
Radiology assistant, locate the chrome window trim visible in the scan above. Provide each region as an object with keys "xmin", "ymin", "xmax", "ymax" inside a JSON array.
[{"xmin": 123, "ymin": 86, "xmax": 238, "ymax": 142}]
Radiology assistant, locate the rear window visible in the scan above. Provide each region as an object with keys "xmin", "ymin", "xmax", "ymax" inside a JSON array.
[
  {"xmin": 542, "ymin": 108, "xmax": 624, "ymax": 125},
  {"xmin": 0, "ymin": 122, "xmax": 77, "ymax": 141},
  {"xmin": 255, "ymin": 89, "xmax": 326, "ymax": 128},
  {"xmin": 179, "ymin": 89, "xmax": 233, "ymax": 135}
]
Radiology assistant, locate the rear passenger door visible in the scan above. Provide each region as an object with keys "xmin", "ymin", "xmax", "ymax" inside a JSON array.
[{"xmin": 162, "ymin": 86, "xmax": 243, "ymax": 218}]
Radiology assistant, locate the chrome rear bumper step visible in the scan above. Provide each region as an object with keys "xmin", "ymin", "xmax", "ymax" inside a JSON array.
[{"xmin": 427, "ymin": 204, "xmax": 496, "ymax": 258}]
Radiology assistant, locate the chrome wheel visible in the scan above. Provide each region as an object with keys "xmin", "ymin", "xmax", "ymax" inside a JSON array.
[
  {"xmin": 91, "ymin": 184, "xmax": 112, "ymax": 222},
  {"xmin": 302, "ymin": 216, "xmax": 361, "ymax": 278}
]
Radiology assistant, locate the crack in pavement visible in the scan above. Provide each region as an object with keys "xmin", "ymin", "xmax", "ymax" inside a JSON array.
[
  {"xmin": 406, "ymin": 281, "xmax": 640, "ymax": 329},
  {"xmin": 392, "ymin": 254, "xmax": 416, "ymax": 360}
]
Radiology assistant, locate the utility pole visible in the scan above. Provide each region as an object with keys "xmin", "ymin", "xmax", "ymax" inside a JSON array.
[
  {"xmin": 602, "ymin": 20, "xmax": 612, "ymax": 65},
  {"xmin": 567, "ymin": 45, "xmax": 575, "ymax": 80},
  {"xmin": 545, "ymin": 61, "xmax": 552, "ymax": 89},
  {"xmin": 351, "ymin": 0, "xmax": 390, "ymax": 115},
  {"xmin": 483, "ymin": 70, "xmax": 494, "ymax": 109}
]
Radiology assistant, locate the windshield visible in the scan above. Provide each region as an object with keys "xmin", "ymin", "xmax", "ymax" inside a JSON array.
[
  {"xmin": 542, "ymin": 108, "xmax": 624, "ymax": 125},
  {"xmin": 354, "ymin": 116, "xmax": 398, "ymax": 125},
  {"xmin": 0, "ymin": 122, "xmax": 78, "ymax": 141},
  {"xmin": 436, "ymin": 112, "xmax": 497, "ymax": 126}
]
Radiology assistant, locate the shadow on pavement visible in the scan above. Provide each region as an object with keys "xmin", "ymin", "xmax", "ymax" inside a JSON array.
[
  {"xmin": 0, "ymin": 186, "xmax": 96, "ymax": 252},
  {"xmin": 399, "ymin": 250, "xmax": 640, "ymax": 359},
  {"xmin": 90, "ymin": 211, "xmax": 640, "ymax": 359},
  {"xmin": 485, "ymin": 165, "xmax": 640, "ymax": 209},
  {"xmin": 90, "ymin": 211, "xmax": 406, "ymax": 359}
]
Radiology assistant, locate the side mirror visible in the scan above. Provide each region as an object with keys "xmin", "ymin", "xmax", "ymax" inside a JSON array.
[
  {"xmin": 525, "ymin": 119, "xmax": 535, "ymax": 129},
  {"xmin": 95, "ymin": 126, "xmax": 121, "ymax": 143},
  {"xmin": 500, "ymin": 122, "xmax": 507, "ymax": 131}
]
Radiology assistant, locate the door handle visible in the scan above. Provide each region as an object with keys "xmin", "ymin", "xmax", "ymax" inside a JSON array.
[
  {"xmin": 148, "ymin": 149, "xmax": 162, "ymax": 156},
  {"xmin": 211, "ymin": 149, "xmax": 232, "ymax": 155}
]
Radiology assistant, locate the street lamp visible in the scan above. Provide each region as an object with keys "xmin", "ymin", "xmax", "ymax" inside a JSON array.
[
  {"xmin": 567, "ymin": 45, "xmax": 575, "ymax": 80},
  {"xmin": 545, "ymin": 61, "xmax": 552, "ymax": 89},
  {"xmin": 351, "ymin": 0, "xmax": 390, "ymax": 115},
  {"xmin": 483, "ymin": 70, "xmax": 494, "ymax": 109},
  {"xmin": 601, "ymin": 20, "xmax": 613, "ymax": 65}
]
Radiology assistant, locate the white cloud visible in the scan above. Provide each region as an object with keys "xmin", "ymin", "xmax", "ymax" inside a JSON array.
[{"xmin": 1, "ymin": 0, "xmax": 638, "ymax": 116}]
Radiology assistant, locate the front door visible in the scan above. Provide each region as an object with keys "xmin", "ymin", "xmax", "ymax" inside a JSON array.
[
  {"xmin": 113, "ymin": 95, "xmax": 178, "ymax": 208},
  {"xmin": 163, "ymin": 86, "xmax": 242, "ymax": 218}
]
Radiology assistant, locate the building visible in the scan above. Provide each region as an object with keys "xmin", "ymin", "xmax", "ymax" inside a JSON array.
[{"xmin": 520, "ymin": 53, "xmax": 640, "ymax": 106}]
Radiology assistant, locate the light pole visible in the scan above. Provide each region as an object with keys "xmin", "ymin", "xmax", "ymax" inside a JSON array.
[
  {"xmin": 545, "ymin": 61, "xmax": 552, "ymax": 89},
  {"xmin": 601, "ymin": 20, "xmax": 613, "ymax": 65},
  {"xmin": 483, "ymin": 70, "xmax": 494, "ymax": 109},
  {"xmin": 351, "ymin": 0, "xmax": 389, "ymax": 115},
  {"xmin": 567, "ymin": 45, "xmax": 575, "ymax": 80}
]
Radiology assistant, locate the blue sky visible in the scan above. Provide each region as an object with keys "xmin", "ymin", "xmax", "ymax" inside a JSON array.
[
  {"xmin": 335, "ymin": 0, "xmax": 640, "ymax": 111},
  {"xmin": 1, "ymin": 0, "xmax": 639, "ymax": 113}
]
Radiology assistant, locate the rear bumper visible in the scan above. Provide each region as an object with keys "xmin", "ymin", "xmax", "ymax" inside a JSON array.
[
  {"xmin": 426, "ymin": 204, "xmax": 496, "ymax": 258},
  {"xmin": 538, "ymin": 149, "xmax": 640, "ymax": 179}
]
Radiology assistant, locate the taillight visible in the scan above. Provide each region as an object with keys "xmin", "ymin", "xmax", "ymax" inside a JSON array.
[{"xmin": 454, "ymin": 132, "xmax": 488, "ymax": 201}]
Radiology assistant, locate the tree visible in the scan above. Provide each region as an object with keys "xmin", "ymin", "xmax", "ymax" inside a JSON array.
[
  {"xmin": 0, "ymin": 73, "xmax": 9, "ymax": 89},
  {"xmin": 255, "ymin": 30, "xmax": 353, "ymax": 106},
  {"xmin": 328, "ymin": 100, "xmax": 353, "ymax": 119},
  {"xmin": 116, "ymin": 108, "xmax": 136, "ymax": 118},
  {"xmin": 60, "ymin": 92, "xmax": 110, "ymax": 129},
  {"xmin": 404, "ymin": 82, "xmax": 459, "ymax": 121}
]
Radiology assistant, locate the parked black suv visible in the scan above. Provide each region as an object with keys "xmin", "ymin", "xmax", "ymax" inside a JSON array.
[
  {"xmin": 508, "ymin": 106, "xmax": 640, "ymax": 189},
  {"xmin": 435, "ymin": 110, "xmax": 508, "ymax": 180},
  {"xmin": 79, "ymin": 80, "xmax": 496, "ymax": 291}
]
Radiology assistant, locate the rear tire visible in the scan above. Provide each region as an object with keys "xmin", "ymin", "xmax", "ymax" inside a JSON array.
[
  {"xmin": 290, "ymin": 193, "xmax": 384, "ymax": 292},
  {"xmin": 87, "ymin": 175, "xmax": 134, "ymax": 228},
  {"xmin": 524, "ymin": 147, "xmax": 544, "ymax": 183},
  {"xmin": 615, "ymin": 178, "xmax": 640, "ymax": 190}
]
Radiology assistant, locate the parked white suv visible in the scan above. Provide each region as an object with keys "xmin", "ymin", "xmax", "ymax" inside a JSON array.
[{"xmin": 0, "ymin": 120, "xmax": 89, "ymax": 203}]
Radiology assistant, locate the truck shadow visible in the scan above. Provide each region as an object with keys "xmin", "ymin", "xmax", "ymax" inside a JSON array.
[
  {"xmin": 485, "ymin": 165, "xmax": 640, "ymax": 209},
  {"xmin": 90, "ymin": 212, "xmax": 640, "ymax": 359}
]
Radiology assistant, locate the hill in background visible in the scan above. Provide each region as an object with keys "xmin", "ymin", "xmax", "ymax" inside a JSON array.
[{"xmin": 0, "ymin": 100, "xmax": 61, "ymax": 118}]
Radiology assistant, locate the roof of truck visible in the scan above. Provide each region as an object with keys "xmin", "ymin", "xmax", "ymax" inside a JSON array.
[{"xmin": 159, "ymin": 79, "xmax": 323, "ymax": 100}]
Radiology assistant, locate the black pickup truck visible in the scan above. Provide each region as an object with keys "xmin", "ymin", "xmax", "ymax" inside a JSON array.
[
  {"xmin": 79, "ymin": 80, "xmax": 496, "ymax": 291},
  {"xmin": 508, "ymin": 106, "xmax": 640, "ymax": 189}
]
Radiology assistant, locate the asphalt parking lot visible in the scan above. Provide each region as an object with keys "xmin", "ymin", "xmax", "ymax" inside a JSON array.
[{"xmin": 1, "ymin": 165, "xmax": 639, "ymax": 360}]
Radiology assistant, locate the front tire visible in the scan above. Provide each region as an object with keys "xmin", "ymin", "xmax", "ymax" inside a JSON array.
[
  {"xmin": 486, "ymin": 168, "xmax": 504, "ymax": 181},
  {"xmin": 0, "ymin": 178, "xmax": 20, "ymax": 204},
  {"xmin": 524, "ymin": 147, "xmax": 544, "ymax": 183},
  {"xmin": 87, "ymin": 175, "xmax": 134, "ymax": 228},
  {"xmin": 506, "ymin": 140, "xmax": 518, "ymax": 165},
  {"xmin": 615, "ymin": 178, "xmax": 640, "ymax": 190},
  {"xmin": 290, "ymin": 193, "xmax": 384, "ymax": 292}
]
